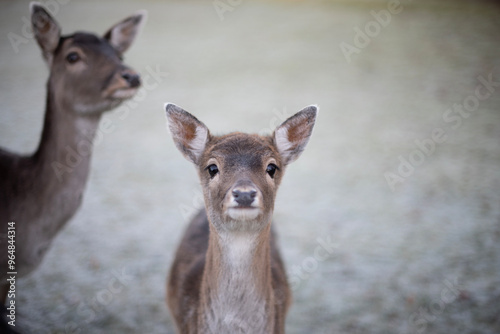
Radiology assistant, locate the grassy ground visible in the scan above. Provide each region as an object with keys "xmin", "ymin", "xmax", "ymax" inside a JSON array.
[{"xmin": 0, "ymin": 0, "xmax": 499, "ymax": 333}]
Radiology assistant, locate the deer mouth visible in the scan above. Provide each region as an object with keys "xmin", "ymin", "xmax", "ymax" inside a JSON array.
[
  {"xmin": 226, "ymin": 205, "xmax": 261, "ymax": 221},
  {"xmin": 109, "ymin": 87, "xmax": 139, "ymax": 100}
]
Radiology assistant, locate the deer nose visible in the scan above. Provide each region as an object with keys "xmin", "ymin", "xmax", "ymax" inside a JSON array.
[
  {"xmin": 232, "ymin": 189, "xmax": 257, "ymax": 207},
  {"xmin": 121, "ymin": 71, "xmax": 141, "ymax": 88}
]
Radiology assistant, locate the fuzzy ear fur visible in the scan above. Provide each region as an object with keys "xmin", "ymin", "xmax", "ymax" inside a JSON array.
[
  {"xmin": 165, "ymin": 104, "xmax": 209, "ymax": 164},
  {"xmin": 273, "ymin": 105, "xmax": 318, "ymax": 165},
  {"xmin": 31, "ymin": 2, "xmax": 61, "ymax": 66},
  {"xmin": 103, "ymin": 10, "xmax": 147, "ymax": 54}
]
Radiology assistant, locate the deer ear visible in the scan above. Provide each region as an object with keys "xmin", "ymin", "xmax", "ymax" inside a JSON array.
[
  {"xmin": 165, "ymin": 103, "xmax": 210, "ymax": 164},
  {"xmin": 273, "ymin": 105, "xmax": 318, "ymax": 165},
  {"xmin": 31, "ymin": 2, "xmax": 61, "ymax": 66},
  {"xmin": 104, "ymin": 10, "xmax": 147, "ymax": 54}
]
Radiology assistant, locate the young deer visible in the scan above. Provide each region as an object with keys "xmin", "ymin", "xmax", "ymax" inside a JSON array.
[
  {"xmin": 165, "ymin": 104, "xmax": 317, "ymax": 333},
  {"xmin": 0, "ymin": 3, "xmax": 146, "ymax": 303}
]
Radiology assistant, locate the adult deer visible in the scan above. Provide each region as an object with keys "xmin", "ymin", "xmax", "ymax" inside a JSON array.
[
  {"xmin": 165, "ymin": 104, "xmax": 317, "ymax": 333},
  {"xmin": 0, "ymin": 3, "xmax": 146, "ymax": 304}
]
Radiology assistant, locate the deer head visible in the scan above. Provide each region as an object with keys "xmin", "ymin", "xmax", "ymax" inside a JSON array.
[
  {"xmin": 31, "ymin": 2, "xmax": 146, "ymax": 115},
  {"xmin": 165, "ymin": 104, "xmax": 317, "ymax": 233}
]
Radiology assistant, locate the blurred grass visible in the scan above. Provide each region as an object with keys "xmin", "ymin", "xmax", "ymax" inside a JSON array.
[{"xmin": 1, "ymin": 0, "xmax": 499, "ymax": 333}]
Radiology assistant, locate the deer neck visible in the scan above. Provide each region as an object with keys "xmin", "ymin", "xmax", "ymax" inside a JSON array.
[
  {"xmin": 7, "ymin": 79, "xmax": 104, "ymax": 277},
  {"xmin": 199, "ymin": 221, "xmax": 275, "ymax": 333},
  {"xmin": 23, "ymin": 79, "xmax": 102, "ymax": 237},
  {"xmin": 33, "ymin": 81, "xmax": 101, "ymax": 186}
]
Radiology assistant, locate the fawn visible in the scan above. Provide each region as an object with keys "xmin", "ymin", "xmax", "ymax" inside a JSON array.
[
  {"xmin": 0, "ymin": 2, "xmax": 146, "ymax": 304},
  {"xmin": 165, "ymin": 103, "xmax": 317, "ymax": 333}
]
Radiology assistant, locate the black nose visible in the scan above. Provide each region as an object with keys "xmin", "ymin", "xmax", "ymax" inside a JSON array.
[
  {"xmin": 121, "ymin": 72, "xmax": 141, "ymax": 88},
  {"xmin": 232, "ymin": 189, "xmax": 257, "ymax": 207}
]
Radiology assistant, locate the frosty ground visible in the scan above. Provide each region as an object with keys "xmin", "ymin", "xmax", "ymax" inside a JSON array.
[{"xmin": 0, "ymin": 0, "xmax": 499, "ymax": 333}]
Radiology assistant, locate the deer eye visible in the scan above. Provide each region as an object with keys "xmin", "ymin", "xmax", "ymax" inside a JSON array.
[
  {"xmin": 266, "ymin": 164, "xmax": 278, "ymax": 178},
  {"xmin": 206, "ymin": 164, "xmax": 219, "ymax": 178},
  {"xmin": 66, "ymin": 52, "xmax": 81, "ymax": 64}
]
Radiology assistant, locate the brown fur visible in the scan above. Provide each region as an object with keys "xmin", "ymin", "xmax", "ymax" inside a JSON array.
[{"xmin": 165, "ymin": 104, "xmax": 317, "ymax": 333}]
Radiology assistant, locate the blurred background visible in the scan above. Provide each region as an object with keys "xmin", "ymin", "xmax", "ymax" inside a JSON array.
[{"xmin": 1, "ymin": 0, "xmax": 499, "ymax": 333}]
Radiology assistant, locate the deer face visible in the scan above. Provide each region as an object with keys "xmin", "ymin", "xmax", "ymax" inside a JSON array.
[
  {"xmin": 165, "ymin": 104, "xmax": 317, "ymax": 233},
  {"xmin": 31, "ymin": 3, "xmax": 146, "ymax": 115},
  {"xmin": 199, "ymin": 133, "xmax": 284, "ymax": 232}
]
